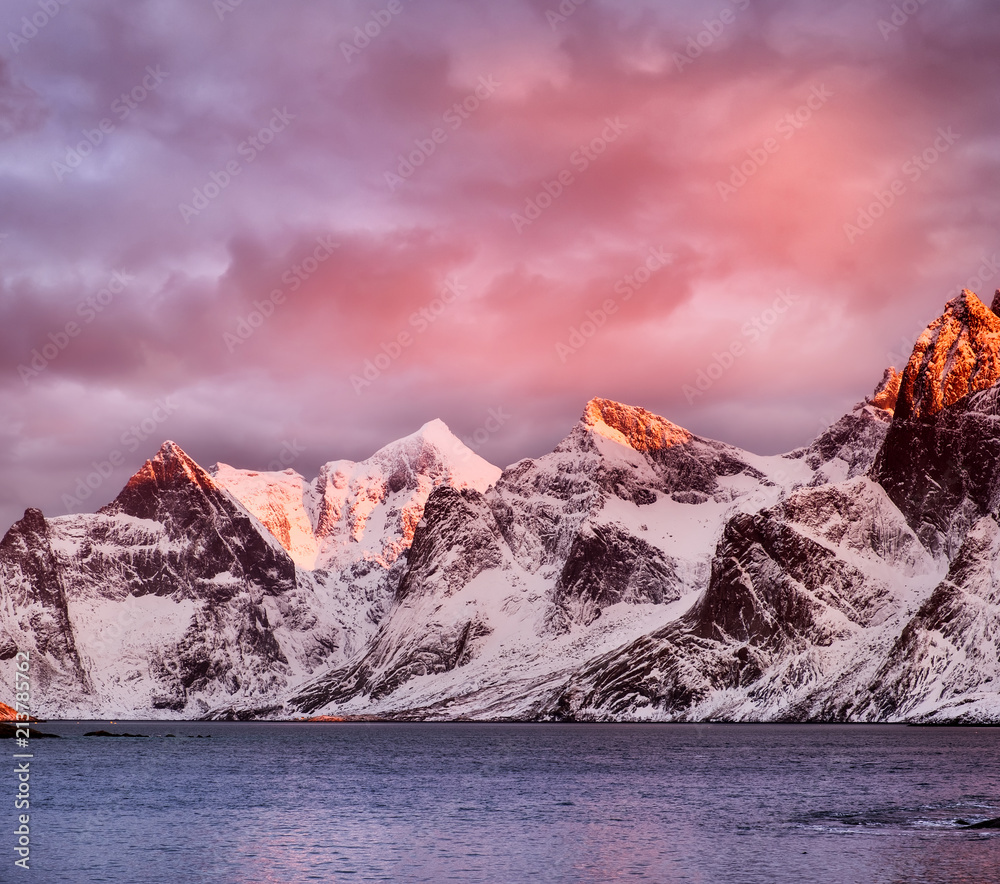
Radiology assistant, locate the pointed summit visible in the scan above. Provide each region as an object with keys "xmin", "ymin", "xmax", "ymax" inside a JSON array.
[
  {"xmin": 102, "ymin": 440, "xmax": 221, "ymax": 525},
  {"xmin": 895, "ymin": 290, "xmax": 1000, "ymax": 421},
  {"xmin": 117, "ymin": 440, "xmax": 215, "ymax": 501},
  {"xmin": 581, "ymin": 397, "xmax": 692, "ymax": 452},
  {"xmin": 364, "ymin": 418, "xmax": 501, "ymax": 492}
]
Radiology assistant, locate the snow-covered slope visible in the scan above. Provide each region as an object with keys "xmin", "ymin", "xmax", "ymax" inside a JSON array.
[
  {"xmin": 290, "ymin": 397, "xmax": 865, "ymax": 719},
  {"xmin": 5, "ymin": 290, "xmax": 1000, "ymax": 722},
  {"xmin": 211, "ymin": 419, "xmax": 500, "ymax": 571},
  {"xmin": 0, "ymin": 423, "xmax": 500, "ymax": 718}
]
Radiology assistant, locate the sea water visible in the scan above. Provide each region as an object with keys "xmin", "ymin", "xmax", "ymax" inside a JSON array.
[{"xmin": 14, "ymin": 722, "xmax": 1000, "ymax": 883}]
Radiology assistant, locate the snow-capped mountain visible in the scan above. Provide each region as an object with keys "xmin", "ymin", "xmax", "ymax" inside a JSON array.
[
  {"xmin": 0, "ymin": 422, "xmax": 499, "ymax": 718},
  {"xmin": 211, "ymin": 418, "xmax": 499, "ymax": 572},
  {"xmin": 3, "ymin": 288, "xmax": 1000, "ymax": 722}
]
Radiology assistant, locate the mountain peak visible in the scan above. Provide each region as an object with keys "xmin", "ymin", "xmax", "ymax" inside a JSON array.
[
  {"xmin": 103, "ymin": 440, "xmax": 217, "ymax": 520},
  {"xmin": 581, "ymin": 397, "xmax": 692, "ymax": 452},
  {"xmin": 141, "ymin": 440, "xmax": 211, "ymax": 485},
  {"xmin": 895, "ymin": 290, "xmax": 1000, "ymax": 421},
  {"xmin": 405, "ymin": 418, "xmax": 461, "ymax": 452},
  {"xmin": 157, "ymin": 439, "xmax": 183, "ymax": 455},
  {"xmin": 362, "ymin": 418, "xmax": 501, "ymax": 488}
]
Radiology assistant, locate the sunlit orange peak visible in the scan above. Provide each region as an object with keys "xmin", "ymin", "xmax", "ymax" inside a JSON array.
[{"xmin": 582, "ymin": 397, "xmax": 692, "ymax": 452}]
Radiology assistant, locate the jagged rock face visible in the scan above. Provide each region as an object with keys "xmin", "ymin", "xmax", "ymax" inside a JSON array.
[
  {"xmin": 785, "ymin": 369, "xmax": 898, "ymax": 488},
  {"xmin": 859, "ymin": 515, "xmax": 1000, "ymax": 722},
  {"xmin": 396, "ymin": 487, "xmax": 505, "ymax": 601},
  {"xmin": 554, "ymin": 524, "xmax": 682, "ymax": 626},
  {"xmin": 547, "ymin": 478, "xmax": 937, "ymax": 722},
  {"xmin": 689, "ymin": 486, "xmax": 912, "ymax": 648},
  {"xmin": 582, "ymin": 398, "xmax": 693, "ymax": 452},
  {"xmin": 486, "ymin": 437, "xmax": 607, "ymax": 574},
  {"xmin": 308, "ymin": 420, "xmax": 500, "ymax": 572},
  {"xmin": 871, "ymin": 291, "xmax": 1000, "ymax": 559},
  {"xmin": 9, "ymin": 301, "xmax": 1000, "ymax": 724},
  {"xmin": 796, "ymin": 403, "xmax": 892, "ymax": 486},
  {"xmin": 690, "ymin": 513, "xmax": 863, "ymax": 651},
  {"xmin": 290, "ymin": 399, "xmax": 819, "ymax": 717},
  {"xmin": 0, "ymin": 429, "xmax": 502, "ymax": 718},
  {"xmin": 294, "ymin": 486, "xmax": 508, "ymax": 711},
  {"xmin": 210, "ymin": 466, "xmax": 319, "ymax": 567},
  {"xmin": 102, "ymin": 441, "xmax": 298, "ymax": 599},
  {"xmin": 212, "ymin": 420, "xmax": 500, "ymax": 581},
  {"xmin": 895, "ymin": 290, "xmax": 1000, "ymax": 421},
  {"xmin": 0, "ymin": 509, "xmax": 89, "ymax": 696},
  {"xmin": 582, "ymin": 397, "xmax": 770, "ymax": 501},
  {"xmin": 488, "ymin": 397, "xmax": 780, "ymax": 578},
  {"xmin": 0, "ymin": 448, "xmax": 324, "ymax": 715},
  {"xmin": 873, "ymin": 384, "xmax": 1000, "ymax": 559},
  {"xmin": 869, "ymin": 367, "xmax": 902, "ymax": 413},
  {"xmin": 293, "ymin": 612, "xmax": 493, "ymax": 712},
  {"xmin": 548, "ymin": 623, "xmax": 763, "ymax": 720}
]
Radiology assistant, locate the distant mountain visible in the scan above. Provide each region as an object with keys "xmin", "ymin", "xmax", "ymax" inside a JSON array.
[{"xmin": 3, "ymin": 289, "xmax": 1000, "ymax": 722}]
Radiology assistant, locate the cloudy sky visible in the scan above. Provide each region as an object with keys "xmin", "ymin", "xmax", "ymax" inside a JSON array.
[{"xmin": 1, "ymin": 0, "xmax": 999, "ymax": 531}]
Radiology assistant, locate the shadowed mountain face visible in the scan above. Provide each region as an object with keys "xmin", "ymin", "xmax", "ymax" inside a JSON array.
[
  {"xmin": 101, "ymin": 441, "xmax": 298, "ymax": 600},
  {"xmin": 0, "ymin": 508, "xmax": 90, "ymax": 697},
  {"xmin": 874, "ymin": 292, "xmax": 1000, "ymax": 559},
  {"xmin": 5, "ymin": 292, "xmax": 1000, "ymax": 723}
]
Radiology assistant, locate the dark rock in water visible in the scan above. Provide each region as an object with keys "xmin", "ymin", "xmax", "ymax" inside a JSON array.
[
  {"xmin": 0, "ymin": 722, "xmax": 60, "ymax": 738},
  {"xmin": 962, "ymin": 816, "xmax": 1000, "ymax": 829},
  {"xmin": 83, "ymin": 730, "xmax": 148, "ymax": 737}
]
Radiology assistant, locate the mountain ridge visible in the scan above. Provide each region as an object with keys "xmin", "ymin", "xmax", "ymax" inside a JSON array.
[{"xmin": 4, "ymin": 290, "xmax": 1000, "ymax": 722}]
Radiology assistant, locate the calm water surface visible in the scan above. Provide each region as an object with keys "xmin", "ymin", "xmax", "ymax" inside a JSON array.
[{"xmin": 17, "ymin": 723, "xmax": 1000, "ymax": 883}]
